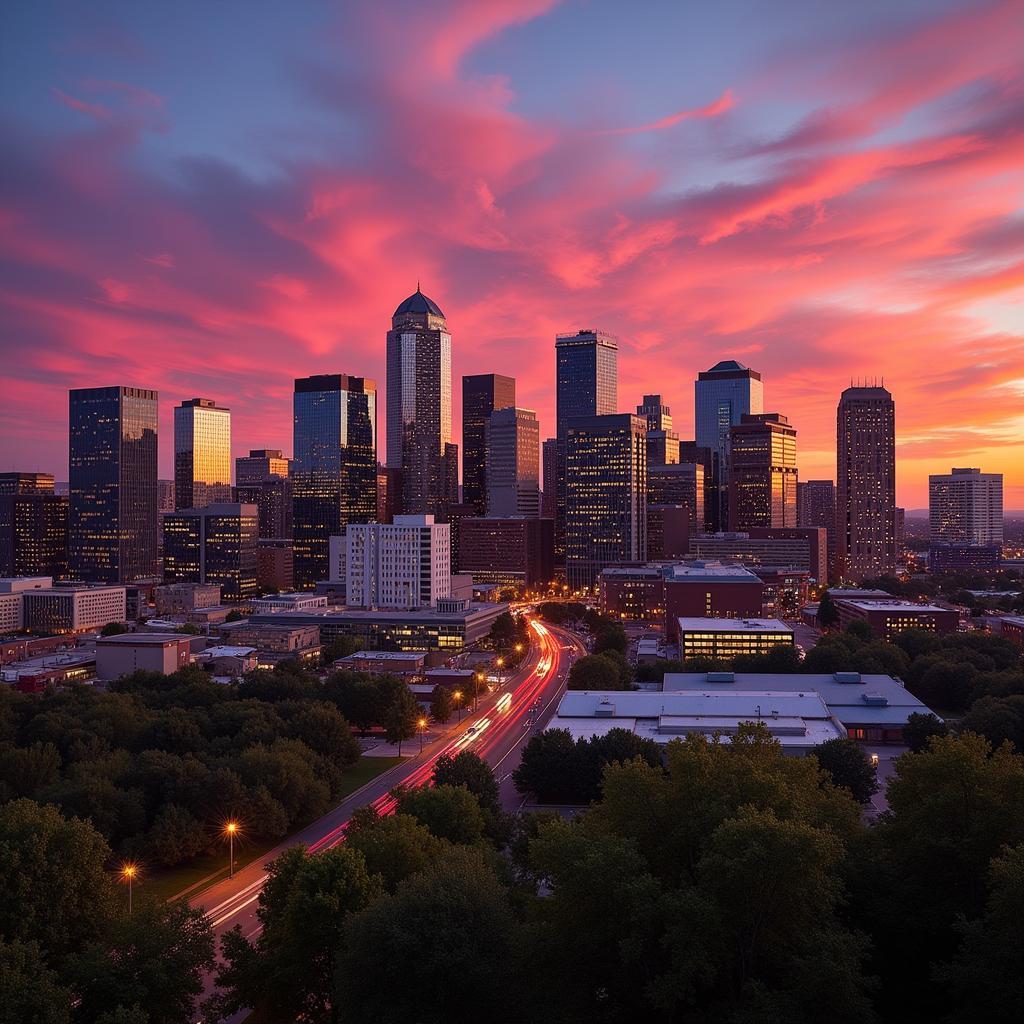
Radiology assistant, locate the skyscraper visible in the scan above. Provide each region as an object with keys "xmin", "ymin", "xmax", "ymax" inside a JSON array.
[
  {"xmin": 462, "ymin": 374, "xmax": 515, "ymax": 515},
  {"xmin": 386, "ymin": 288, "xmax": 453, "ymax": 516},
  {"xmin": 487, "ymin": 407, "xmax": 540, "ymax": 518},
  {"xmin": 541, "ymin": 438, "xmax": 558, "ymax": 520},
  {"xmin": 695, "ymin": 360, "xmax": 763, "ymax": 531},
  {"xmin": 728, "ymin": 413, "xmax": 798, "ymax": 530},
  {"xmin": 69, "ymin": 386, "xmax": 158, "ymax": 583},
  {"xmin": 174, "ymin": 398, "xmax": 232, "ymax": 510},
  {"xmin": 836, "ymin": 385, "xmax": 896, "ymax": 581},
  {"xmin": 292, "ymin": 375, "xmax": 377, "ymax": 588},
  {"xmin": 564, "ymin": 413, "xmax": 646, "ymax": 590},
  {"xmin": 797, "ymin": 480, "xmax": 837, "ymax": 579},
  {"xmin": 235, "ymin": 449, "xmax": 292, "ymax": 539},
  {"xmin": 554, "ymin": 330, "xmax": 619, "ymax": 564},
  {"xmin": 648, "ymin": 463, "xmax": 705, "ymax": 530},
  {"xmin": 0, "ymin": 473, "xmax": 68, "ymax": 579},
  {"xmin": 929, "ymin": 468, "xmax": 1003, "ymax": 547},
  {"xmin": 163, "ymin": 503, "xmax": 258, "ymax": 601},
  {"xmin": 638, "ymin": 394, "xmax": 680, "ymax": 467}
]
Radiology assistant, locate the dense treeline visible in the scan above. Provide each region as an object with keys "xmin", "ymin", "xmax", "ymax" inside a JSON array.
[
  {"xmin": 537, "ymin": 601, "xmax": 629, "ymax": 654},
  {"xmin": 0, "ymin": 662, "xmax": 422, "ymax": 868},
  {"xmin": 859, "ymin": 572, "xmax": 1024, "ymax": 614},
  {"xmin": 204, "ymin": 733, "xmax": 1024, "ymax": 1024}
]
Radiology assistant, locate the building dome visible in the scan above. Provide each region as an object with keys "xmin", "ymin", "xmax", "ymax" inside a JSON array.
[{"xmin": 393, "ymin": 288, "xmax": 445, "ymax": 319}]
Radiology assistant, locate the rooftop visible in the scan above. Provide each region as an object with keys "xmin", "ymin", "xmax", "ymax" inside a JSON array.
[
  {"xmin": 341, "ymin": 650, "xmax": 426, "ymax": 662},
  {"xmin": 666, "ymin": 561, "xmax": 761, "ymax": 581},
  {"xmin": 199, "ymin": 645, "xmax": 258, "ymax": 658},
  {"xmin": 676, "ymin": 617, "xmax": 792, "ymax": 633},
  {"xmin": 393, "ymin": 288, "xmax": 444, "ymax": 319},
  {"xmin": 96, "ymin": 632, "xmax": 193, "ymax": 646},
  {"xmin": 839, "ymin": 600, "xmax": 951, "ymax": 613}
]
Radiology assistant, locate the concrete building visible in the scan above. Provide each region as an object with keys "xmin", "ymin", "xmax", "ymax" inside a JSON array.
[
  {"xmin": 837, "ymin": 385, "xmax": 896, "ymax": 581},
  {"xmin": 797, "ymin": 480, "xmax": 837, "ymax": 580},
  {"xmin": 0, "ymin": 592, "xmax": 24, "ymax": 631},
  {"xmin": 251, "ymin": 593, "xmax": 328, "ymax": 614},
  {"xmin": 638, "ymin": 394, "xmax": 680, "ymax": 468},
  {"xmin": 690, "ymin": 529, "xmax": 829, "ymax": 585},
  {"xmin": 195, "ymin": 645, "xmax": 259, "ymax": 677},
  {"xmin": 235, "ymin": 449, "xmax": 292, "ymax": 540},
  {"xmin": 21, "ymin": 585, "xmax": 127, "ymax": 634},
  {"xmin": 457, "ymin": 517, "xmax": 554, "ymax": 586},
  {"xmin": 335, "ymin": 650, "xmax": 427, "ymax": 677},
  {"xmin": 487, "ymin": 407, "xmax": 540, "ymax": 518},
  {"xmin": 648, "ymin": 463, "xmax": 704, "ymax": 530},
  {"xmin": 835, "ymin": 599, "xmax": 958, "ymax": 638},
  {"xmin": 346, "ymin": 515, "xmax": 451, "ymax": 609},
  {"xmin": 929, "ymin": 467, "xmax": 1003, "ymax": 548},
  {"xmin": 598, "ymin": 567, "xmax": 666, "ymax": 621},
  {"xmin": 257, "ymin": 538, "xmax": 294, "ymax": 593},
  {"xmin": 154, "ymin": 582, "xmax": 221, "ymax": 617},
  {"xmin": 663, "ymin": 670, "xmax": 936, "ymax": 744},
  {"xmin": 0, "ymin": 473, "xmax": 68, "ymax": 580},
  {"xmin": 928, "ymin": 543, "xmax": 1001, "ymax": 574},
  {"xmin": 676, "ymin": 617, "xmax": 794, "ymax": 661},
  {"xmin": 553, "ymin": 689, "xmax": 844, "ymax": 755},
  {"xmin": 376, "ymin": 465, "xmax": 403, "ymax": 524},
  {"xmin": 541, "ymin": 438, "xmax": 558, "ymax": 521},
  {"xmin": 174, "ymin": 398, "xmax": 232, "ymax": 510},
  {"xmin": 1001, "ymin": 617, "xmax": 1024, "ymax": 651},
  {"xmin": 162, "ymin": 503, "xmax": 258, "ymax": 602},
  {"xmin": 664, "ymin": 562, "xmax": 765, "ymax": 633},
  {"xmin": 462, "ymin": 374, "xmax": 516, "ymax": 516},
  {"xmin": 95, "ymin": 632, "xmax": 193, "ymax": 680},
  {"xmin": 220, "ymin": 622, "xmax": 321, "ymax": 667},
  {"xmin": 565, "ymin": 413, "xmax": 646, "ymax": 590},
  {"xmin": 646, "ymin": 505, "xmax": 691, "ymax": 561},
  {"xmin": 728, "ymin": 413, "xmax": 797, "ymax": 530}
]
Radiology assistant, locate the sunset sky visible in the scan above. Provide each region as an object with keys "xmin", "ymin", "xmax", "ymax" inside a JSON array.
[{"xmin": 1, "ymin": 0, "xmax": 1022, "ymax": 507}]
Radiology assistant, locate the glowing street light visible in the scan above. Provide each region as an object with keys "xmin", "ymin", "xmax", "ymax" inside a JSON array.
[
  {"xmin": 224, "ymin": 821, "xmax": 239, "ymax": 879},
  {"xmin": 453, "ymin": 690, "xmax": 463, "ymax": 721},
  {"xmin": 418, "ymin": 716, "xmax": 427, "ymax": 752},
  {"xmin": 121, "ymin": 863, "xmax": 138, "ymax": 916}
]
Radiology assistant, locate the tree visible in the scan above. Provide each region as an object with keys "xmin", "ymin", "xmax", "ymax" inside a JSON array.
[
  {"xmin": 286, "ymin": 702, "xmax": 361, "ymax": 767},
  {"xmin": 432, "ymin": 751, "xmax": 500, "ymax": 816},
  {"xmin": 0, "ymin": 799, "xmax": 113, "ymax": 958},
  {"xmin": 225, "ymin": 609, "xmax": 245, "ymax": 622},
  {"xmin": 101, "ymin": 620, "xmax": 128, "ymax": 636},
  {"xmin": 178, "ymin": 622, "xmax": 202, "ymax": 636},
  {"xmin": 597, "ymin": 647, "xmax": 634, "ymax": 688},
  {"xmin": 0, "ymin": 939, "xmax": 72, "ymax": 1024},
  {"xmin": 429, "ymin": 684, "xmax": 454, "ymax": 724},
  {"xmin": 395, "ymin": 784, "xmax": 486, "ymax": 845},
  {"xmin": 513, "ymin": 729, "xmax": 581, "ymax": 803},
  {"xmin": 320, "ymin": 635, "xmax": 361, "ymax": 667},
  {"xmin": 567, "ymin": 653, "xmax": 620, "ymax": 691},
  {"xmin": 335, "ymin": 848, "xmax": 518, "ymax": 1024},
  {"xmin": 844, "ymin": 618, "xmax": 874, "ymax": 641},
  {"xmin": 144, "ymin": 803, "xmax": 209, "ymax": 866},
  {"xmin": 816, "ymin": 589, "xmax": 840, "ymax": 628},
  {"xmin": 813, "ymin": 737, "xmax": 879, "ymax": 804},
  {"xmin": 960, "ymin": 695, "xmax": 1024, "ymax": 750},
  {"xmin": 903, "ymin": 711, "xmax": 949, "ymax": 752},
  {"xmin": 211, "ymin": 845, "xmax": 382, "ymax": 1024},
  {"xmin": 593, "ymin": 621, "xmax": 628, "ymax": 654},
  {"xmin": 345, "ymin": 812, "xmax": 448, "ymax": 892},
  {"xmin": 383, "ymin": 684, "xmax": 419, "ymax": 755},
  {"xmin": 66, "ymin": 899, "xmax": 215, "ymax": 1024},
  {"xmin": 323, "ymin": 672, "xmax": 380, "ymax": 732}
]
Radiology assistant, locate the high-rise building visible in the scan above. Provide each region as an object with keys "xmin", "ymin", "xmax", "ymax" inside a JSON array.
[
  {"xmin": 345, "ymin": 515, "xmax": 451, "ymax": 609},
  {"xmin": 679, "ymin": 441, "xmax": 715, "ymax": 532},
  {"xmin": 928, "ymin": 468, "xmax": 1003, "ymax": 547},
  {"xmin": 0, "ymin": 473, "xmax": 68, "ymax": 579},
  {"xmin": 638, "ymin": 394, "xmax": 680, "ymax": 467},
  {"xmin": 728, "ymin": 413, "xmax": 798, "ymax": 530},
  {"xmin": 555, "ymin": 330, "xmax": 619, "ymax": 563},
  {"xmin": 292, "ymin": 375, "xmax": 377, "ymax": 589},
  {"xmin": 648, "ymin": 463, "xmax": 704, "ymax": 530},
  {"xmin": 564, "ymin": 413, "xmax": 646, "ymax": 590},
  {"xmin": 797, "ymin": 480, "xmax": 837, "ymax": 579},
  {"xmin": 174, "ymin": 398, "xmax": 232, "ymax": 510},
  {"xmin": 487, "ymin": 407, "xmax": 540, "ymax": 518},
  {"xmin": 462, "ymin": 374, "xmax": 515, "ymax": 515},
  {"xmin": 235, "ymin": 449, "xmax": 292, "ymax": 540},
  {"xmin": 376, "ymin": 466, "xmax": 403, "ymax": 524},
  {"xmin": 69, "ymin": 386, "xmax": 158, "ymax": 583},
  {"xmin": 695, "ymin": 360, "xmax": 763, "ymax": 531},
  {"xmin": 457, "ymin": 517, "xmax": 554, "ymax": 586},
  {"xmin": 386, "ymin": 289, "xmax": 453, "ymax": 517},
  {"xmin": 542, "ymin": 438, "xmax": 558, "ymax": 521},
  {"xmin": 837, "ymin": 385, "xmax": 896, "ymax": 581},
  {"xmin": 162, "ymin": 503, "xmax": 258, "ymax": 601}
]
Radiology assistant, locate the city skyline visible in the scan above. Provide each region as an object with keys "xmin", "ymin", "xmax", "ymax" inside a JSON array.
[{"xmin": 1, "ymin": 1, "xmax": 1021, "ymax": 507}]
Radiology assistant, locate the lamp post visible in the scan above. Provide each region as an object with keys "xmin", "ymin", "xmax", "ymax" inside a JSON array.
[
  {"xmin": 418, "ymin": 717, "xmax": 427, "ymax": 752},
  {"xmin": 496, "ymin": 656, "xmax": 504, "ymax": 687},
  {"xmin": 225, "ymin": 821, "xmax": 239, "ymax": 879},
  {"xmin": 121, "ymin": 863, "xmax": 137, "ymax": 916},
  {"xmin": 454, "ymin": 690, "xmax": 463, "ymax": 721},
  {"xmin": 474, "ymin": 672, "xmax": 484, "ymax": 710}
]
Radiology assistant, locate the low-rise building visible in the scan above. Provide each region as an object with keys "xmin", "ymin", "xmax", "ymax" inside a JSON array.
[
  {"xmin": 22, "ymin": 585, "xmax": 127, "ymax": 635},
  {"xmin": 95, "ymin": 633, "xmax": 193, "ymax": 680},
  {"xmin": 676, "ymin": 617, "xmax": 794, "ymax": 661},
  {"xmin": 598, "ymin": 567, "xmax": 666, "ymax": 621},
  {"xmin": 665, "ymin": 562, "xmax": 764, "ymax": 636},
  {"xmin": 997, "ymin": 616, "xmax": 1024, "ymax": 650},
  {"xmin": 689, "ymin": 529, "xmax": 828, "ymax": 585},
  {"xmin": 251, "ymin": 593, "xmax": 328, "ymax": 614},
  {"xmin": 154, "ymin": 582, "xmax": 221, "ymax": 617},
  {"xmin": 220, "ymin": 622, "xmax": 321, "ymax": 667},
  {"xmin": 1, "ymin": 649, "xmax": 97, "ymax": 691},
  {"xmin": 457, "ymin": 517, "xmax": 554, "ymax": 586},
  {"xmin": 334, "ymin": 650, "xmax": 427, "ymax": 677},
  {"xmin": 835, "ymin": 599, "xmax": 958, "ymax": 638},
  {"xmin": 553, "ymin": 689, "xmax": 845, "ymax": 756},
  {"xmin": 195, "ymin": 645, "xmax": 259, "ymax": 677},
  {"xmin": 928, "ymin": 543, "xmax": 1001, "ymax": 574}
]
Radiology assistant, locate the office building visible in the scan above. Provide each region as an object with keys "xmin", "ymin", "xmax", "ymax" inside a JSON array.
[
  {"xmin": 292, "ymin": 374, "xmax": 377, "ymax": 588},
  {"xmin": 690, "ymin": 528, "xmax": 829, "ymax": 585},
  {"xmin": 638, "ymin": 395, "xmax": 680, "ymax": 467},
  {"xmin": 346, "ymin": 515, "xmax": 451, "ymax": 610},
  {"xmin": 0, "ymin": 473, "xmax": 68, "ymax": 579},
  {"xmin": 96, "ymin": 633, "xmax": 193, "ymax": 681},
  {"xmin": 154, "ymin": 582, "xmax": 221, "ymax": 617},
  {"xmin": 679, "ymin": 441, "xmax": 716, "ymax": 532},
  {"xmin": 837, "ymin": 385, "xmax": 896, "ymax": 580},
  {"xmin": 564, "ymin": 413, "xmax": 646, "ymax": 590},
  {"xmin": 676, "ymin": 617, "xmax": 794, "ymax": 661},
  {"xmin": 174, "ymin": 398, "xmax": 232, "ymax": 510},
  {"xmin": 162, "ymin": 503, "xmax": 258, "ymax": 602},
  {"xmin": 235, "ymin": 449, "xmax": 292, "ymax": 540},
  {"xmin": 487, "ymin": 407, "xmax": 540, "ymax": 517},
  {"xmin": 462, "ymin": 374, "xmax": 515, "ymax": 515},
  {"xmin": 797, "ymin": 480, "xmax": 837, "ymax": 578},
  {"xmin": 598, "ymin": 567, "xmax": 666, "ymax": 621},
  {"xmin": 663, "ymin": 562, "xmax": 765, "ymax": 633},
  {"xmin": 646, "ymin": 506, "xmax": 691, "ymax": 561},
  {"xmin": 257, "ymin": 538, "xmax": 295, "ymax": 593},
  {"xmin": 834, "ymin": 599, "xmax": 958, "ymax": 639},
  {"xmin": 376, "ymin": 466, "xmax": 403, "ymax": 524},
  {"xmin": 929, "ymin": 468, "xmax": 1003, "ymax": 548},
  {"xmin": 22, "ymin": 585, "xmax": 127, "ymax": 635},
  {"xmin": 457, "ymin": 517, "xmax": 554, "ymax": 586},
  {"xmin": 386, "ymin": 289, "xmax": 454, "ymax": 517},
  {"xmin": 541, "ymin": 438, "xmax": 558, "ymax": 520},
  {"xmin": 695, "ymin": 360, "xmax": 763, "ymax": 532},
  {"xmin": 648, "ymin": 463, "xmax": 704, "ymax": 529},
  {"xmin": 728, "ymin": 413, "xmax": 797, "ymax": 530},
  {"xmin": 69, "ymin": 386, "xmax": 158, "ymax": 583},
  {"xmin": 928, "ymin": 543, "xmax": 1001, "ymax": 575}
]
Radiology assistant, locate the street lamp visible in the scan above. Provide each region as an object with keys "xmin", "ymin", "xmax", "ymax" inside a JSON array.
[
  {"xmin": 418, "ymin": 716, "xmax": 427, "ymax": 752},
  {"xmin": 224, "ymin": 821, "xmax": 239, "ymax": 879},
  {"xmin": 121, "ymin": 863, "xmax": 138, "ymax": 916},
  {"xmin": 474, "ymin": 672, "xmax": 484, "ymax": 710},
  {"xmin": 453, "ymin": 690, "xmax": 463, "ymax": 721},
  {"xmin": 496, "ymin": 656, "xmax": 504, "ymax": 687}
]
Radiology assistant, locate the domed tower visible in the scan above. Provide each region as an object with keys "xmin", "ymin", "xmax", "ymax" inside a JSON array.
[{"xmin": 385, "ymin": 288, "xmax": 455, "ymax": 517}]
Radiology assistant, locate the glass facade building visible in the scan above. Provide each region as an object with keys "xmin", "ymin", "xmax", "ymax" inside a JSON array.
[
  {"xmin": 162, "ymin": 503, "xmax": 258, "ymax": 601},
  {"xmin": 0, "ymin": 473, "xmax": 68, "ymax": 579},
  {"xmin": 487, "ymin": 407, "xmax": 540, "ymax": 518},
  {"xmin": 69, "ymin": 386, "xmax": 158, "ymax": 583},
  {"xmin": 462, "ymin": 373, "xmax": 515, "ymax": 515},
  {"xmin": 292, "ymin": 374, "xmax": 377, "ymax": 588},
  {"xmin": 386, "ymin": 289, "xmax": 453, "ymax": 517},
  {"xmin": 694, "ymin": 360, "xmax": 763, "ymax": 532},
  {"xmin": 235, "ymin": 449, "xmax": 292, "ymax": 540},
  {"xmin": 728, "ymin": 413, "xmax": 798, "ymax": 530},
  {"xmin": 174, "ymin": 398, "xmax": 232, "ymax": 510}
]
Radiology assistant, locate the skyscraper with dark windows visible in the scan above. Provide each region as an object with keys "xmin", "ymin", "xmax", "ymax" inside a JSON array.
[
  {"xmin": 386, "ymin": 289, "xmax": 454, "ymax": 517},
  {"xmin": 728, "ymin": 413, "xmax": 798, "ymax": 530},
  {"xmin": 69, "ymin": 386, "xmax": 158, "ymax": 583},
  {"xmin": 0, "ymin": 473, "xmax": 68, "ymax": 579},
  {"xmin": 638, "ymin": 394, "xmax": 680, "ymax": 467},
  {"xmin": 797, "ymin": 480, "xmax": 837, "ymax": 579},
  {"xmin": 235, "ymin": 449, "xmax": 292, "ymax": 539},
  {"xmin": 462, "ymin": 374, "xmax": 515, "ymax": 515},
  {"xmin": 174, "ymin": 398, "xmax": 232, "ymax": 510},
  {"xmin": 564, "ymin": 413, "xmax": 646, "ymax": 590},
  {"xmin": 695, "ymin": 360, "xmax": 763, "ymax": 532},
  {"xmin": 487, "ymin": 407, "xmax": 540, "ymax": 518},
  {"xmin": 292, "ymin": 375, "xmax": 377, "ymax": 589},
  {"xmin": 541, "ymin": 438, "xmax": 558, "ymax": 520},
  {"xmin": 837, "ymin": 385, "xmax": 896, "ymax": 581},
  {"xmin": 163, "ymin": 503, "xmax": 258, "ymax": 601}
]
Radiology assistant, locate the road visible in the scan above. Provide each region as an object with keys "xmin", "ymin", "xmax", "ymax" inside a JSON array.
[{"xmin": 193, "ymin": 617, "xmax": 582, "ymax": 1020}]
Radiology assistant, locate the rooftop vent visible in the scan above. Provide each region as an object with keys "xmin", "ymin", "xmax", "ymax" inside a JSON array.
[
  {"xmin": 834, "ymin": 672, "xmax": 862, "ymax": 684},
  {"xmin": 861, "ymin": 693, "xmax": 889, "ymax": 707},
  {"xmin": 706, "ymin": 671, "xmax": 735, "ymax": 683},
  {"xmin": 594, "ymin": 699, "xmax": 616, "ymax": 718}
]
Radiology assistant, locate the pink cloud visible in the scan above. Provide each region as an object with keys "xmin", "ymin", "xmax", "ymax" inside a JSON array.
[{"xmin": 601, "ymin": 88, "xmax": 736, "ymax": 135}]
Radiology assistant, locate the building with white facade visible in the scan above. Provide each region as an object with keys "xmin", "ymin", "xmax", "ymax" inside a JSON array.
[
  {"xmin": 21, "ymin": 585, "xmax": 127, "ymax": 634},
  {"xmin": 928, "ymin": 467, "xmax": 1003, "ymax": 547},
  {"xmin": 251, "ymin": 593, "xmax": 329, "ymax": 614},
  {"xmin": 346, "ymin": 515, "xmax": 451, "ymax": 610}
]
